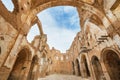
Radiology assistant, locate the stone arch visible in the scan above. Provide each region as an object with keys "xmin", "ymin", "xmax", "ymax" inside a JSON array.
[
  {"xmin": 0, "ymin": 0, "xmax": 112, "ymax": 34},
  {"xmin": 80, "ymin": 54, "xmax": 90, "ymax": 78},
  {"xmin": 75, "ymin": 59, "xmax": 81, "ymax": 76},
  {"xmin": 28, "ymin": 55, "xmax": 39, "ymax": 80},
  {"xmin": 110, "ymin": 0, "xmax": 120, "ymax": 11},
  {"xmin": 89, "ymin": 14, "xmax": 105, "ymax": 30},
  {"xmin": 20, "ymin": 0, "xmax": 112, "ymax": 35},
  {"xmin": 101, "ymin": 48, "xmax": 120, "ymax": 80},
  {"xmin": 32, "ymin": 2, "xmax": 108, "ymax": 26},
  {"xmin": 8, "ymin": 47, "xmax": 32, "ymax": 80},
  {"xmin": 30, "ymin": 17, "xmax": 43, "ymax": 35},
  {"xmin": 91, "ymin": 56, "xmax": 105, "ymax": 80}
]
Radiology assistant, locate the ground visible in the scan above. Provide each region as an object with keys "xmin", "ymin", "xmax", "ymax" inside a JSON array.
[{"xmin": 38, "ymin": 74, "xmax": 90, "ymax": 80}]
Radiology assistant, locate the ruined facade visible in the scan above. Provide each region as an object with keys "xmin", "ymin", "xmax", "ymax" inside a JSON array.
[{"xmin": 0, "ymin": 0, "xmax": 120, "ymax": 80}]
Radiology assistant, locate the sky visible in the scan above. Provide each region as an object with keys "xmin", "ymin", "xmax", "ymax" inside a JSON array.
[
  {"xmin": 2, "ymin": 0, "xmax": 80, "ymax": 53},
  {"xmin": 1, "ymin": 0, "xmax": 14, "ymax": 12}
]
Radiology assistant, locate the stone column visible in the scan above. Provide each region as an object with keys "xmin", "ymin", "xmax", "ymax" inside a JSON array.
[
  {"xmin": 100, "ymin": 61, "xmax": 111, "ymax": 80},
  {"xmin": 74, "ymin": 65, "xmax": 79, "ymax": 76},
  {"xmin": 32, "ymin": 63, "xmax": 40, "ymax": 80},
  {"xmin": 80, "ymin": 62, "xmax": 87, "ymax": 78},
  {"xmin": 0, "ymin": 66, "xmax": 11, "ymax": 80}
]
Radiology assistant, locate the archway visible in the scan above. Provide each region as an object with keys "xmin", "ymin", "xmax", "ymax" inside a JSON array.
[
  {"xmin": 91, "ymin": 56, "xmax": 104, "ymax": 80},
  {"xmin": 27, "ymin": 55, "xmax": 39, "ymax": 80},
  {"xmin": 80, "ymin": 54, "xmax": 90, "ymax": 78},
  {"xmin": 21, "ymin": 0, "xmax": 109, "ymax": 36},
  {"xmin": 0, "ymin": 0, "xmax": 111, "ymax": 36},
  {"xmin": 102, "ymin": 50, "xmax": 120, "ymax": 80},
  {"xmin": 75, "ymin": 59, "xmax": 81, "ymax": 76},
  {"xmin": 8, "ymin": 48, "xmax": 31, "ymax": 80}
]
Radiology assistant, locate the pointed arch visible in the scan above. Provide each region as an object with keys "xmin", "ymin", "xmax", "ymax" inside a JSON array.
[
  {"xmin": 75, "ymin": 59, "xmax": 81, "ymax": 76},
  {"xmin": 91, "ymin": 56, "xmax": 105, "ymax": 80},
  {"xmin": 80, "ymin": 54, "xmax": 90, "ymax": 78},
  {"xmin": 28, "ymin": 55, "xmax": 39, "ymax": 80},
  {"xmin": 101, "ymin": 48, "xmax": 120, "ymax": 80},
  {"xmin": 8, "ymin": 47, "xmax": 32, "ymax": 80}
]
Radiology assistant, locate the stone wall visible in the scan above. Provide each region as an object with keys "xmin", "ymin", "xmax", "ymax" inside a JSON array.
[{"xmin": 0, "ymin": 0, "xmax": 120, "ymax": 80}]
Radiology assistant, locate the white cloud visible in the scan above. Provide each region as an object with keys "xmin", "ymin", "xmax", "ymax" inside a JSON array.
[{"xmin": 63, "ymin": 6, "xmax": 76, "ymax": 13}]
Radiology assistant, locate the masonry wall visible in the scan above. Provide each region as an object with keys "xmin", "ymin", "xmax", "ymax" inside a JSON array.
[{"xmin": 0, "ymin": 0, "xmax": 120, "ymax": 80}]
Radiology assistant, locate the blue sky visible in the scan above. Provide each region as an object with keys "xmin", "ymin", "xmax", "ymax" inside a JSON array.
[
  {"xmin": 45, "ymin": 6, "xmax": 80, "ymax": 30},
  {"xmin": 2, "ymin": 1, "xmax": 80, "ymax": 52},
  {"xmin": 1, "ymin": 0, "xmax": 14, "ymax": 12}
]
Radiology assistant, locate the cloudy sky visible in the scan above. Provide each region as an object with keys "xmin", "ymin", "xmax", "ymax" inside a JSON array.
[{"xmin": 2, "ymin": 0, "xmax": 80, "ymax": 53}]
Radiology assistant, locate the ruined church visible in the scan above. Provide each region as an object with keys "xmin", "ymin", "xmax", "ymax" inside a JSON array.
[{"xmin": 0, "ymin": 0, "xmax": 120, "ymax": 80}]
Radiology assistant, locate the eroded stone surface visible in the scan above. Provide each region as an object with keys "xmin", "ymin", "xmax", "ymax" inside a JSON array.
[{"xmin": 0, "ymin": 0, "xmax": 120, "ymax": 80}]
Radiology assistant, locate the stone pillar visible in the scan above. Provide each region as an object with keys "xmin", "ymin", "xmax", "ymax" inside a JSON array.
[
  {"xmin": 81, "ymin": 62, "xmax": 87, "ymax": 78},
  {"xmin": 0, "ymin": 66, "xmax": 11, "ymax": 80},
  {"xmin": 91, "ymin": 63, "xmax": 97, "ymax": 80},
  {"xmin": 28, "ymin": 60, "xmax": 40, "ymax": 80},
  {"xmin": 100, "ymin": 62, "xmax": 111, "ymax": 80},
  {"xmin": 32, "ymin": 63, "xmax": 40, "ymax": 80},
  {"xmin": 36, "ymin": 64, "xmax": 40, "ymax": 79},
  {"xmin": 74, "ymin": 65, "xmax": 79, "ymax": 76}
]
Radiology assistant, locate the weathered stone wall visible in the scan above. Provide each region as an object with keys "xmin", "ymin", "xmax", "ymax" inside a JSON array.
[
  {"xmin": 45, "ymin": 48, "xmax": 73, "ymax": 75},
  {"xmin": 68, "ymin": 2, "xmax": 120, "ymax": 79},
  {"xmin": 0, "ymin": 15, "xmax": 18, "ymax": 67},
  {"xmin": 0, "ymin": 0, "xmax": 120, "ymax": 80}
]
